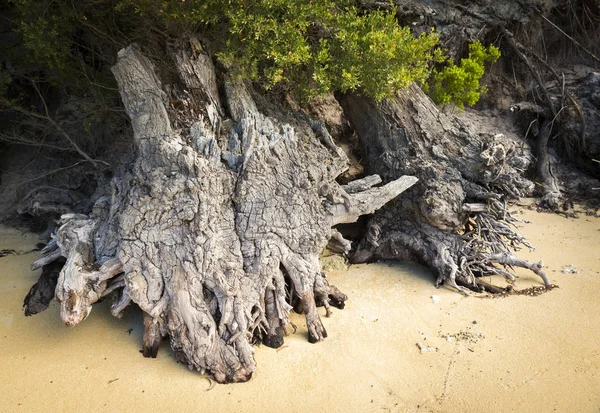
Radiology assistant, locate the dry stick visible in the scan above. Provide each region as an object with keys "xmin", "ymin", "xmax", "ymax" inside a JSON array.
[{"xmin": 539, "ymin": 14, "xmax": 600, "ymax": 65}]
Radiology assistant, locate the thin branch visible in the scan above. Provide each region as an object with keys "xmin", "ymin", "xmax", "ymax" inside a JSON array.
[
  {"xmin": 539, "ymin": 14, "xmax": 600, "ymax": 65},
  {"xmin": 16, "ymin": 161, "xmax": 87, "ymax": 188},
  {"xmin": 0, "ymin": 132, "xmax": 71, "ymax": 151},
  {"xmin": 1, "ymin": 81, "xmax": 107, "ymax": 167},
  {"xmin": 500, "ymin": 28, "xmax": 557, "ymax": 117}
]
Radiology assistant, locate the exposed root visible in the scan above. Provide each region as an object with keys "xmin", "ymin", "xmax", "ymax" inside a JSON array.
[
  {"xmin": 459, "ymin": 201, "xmax": 551, "ymax": 290},
  {"xmin": 486, "ymin": 253, "xmax": 549, "ymax": 287},
  {"xmin": 353, "ymin": 198, "xmax": 552, "ymax": 294},
  {"xmin": 31, "ymin": 249, "xmax": 62, "ymax": 271},
  {"xmin": 476, "ymin": 281, "xmax": 558, "ymax": 297},
  {"xmin": 314, "ymin": 272, "xmax": 347, "ymax": 317},
  {"xmin": 111, "ymin": 289, "xmax": 131, "ymax": 317},
  {"xmin": 302, "ymin": 291, "xmax": 328, "ymax": 343},
  {"xmin": 23, "ymin": 259, "xmax": 65, "ymax": 316},
  {"xmin": 143, "ymin": 312, "xmax": 162, "ymax": 358},
  {"xmin": 535, "ymin": 121, "xmax": 562, "ymax": 210},
  {"xmin": 53, "ymin": 216, "xmax": 123, "ymax": 326}
]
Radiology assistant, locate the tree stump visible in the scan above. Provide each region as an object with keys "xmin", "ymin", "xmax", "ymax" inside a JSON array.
[
  {"xmin": 26, "ymin": 42, "xmax": 417, "ymax": 383},
  {"xmin": 341, "ymin": 84, "xmax": 550, "ymax": 292}
]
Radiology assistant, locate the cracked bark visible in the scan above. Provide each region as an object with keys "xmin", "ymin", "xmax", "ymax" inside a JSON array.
[
  {"xmin": 341, "ymin": 84, "xmax": 550, "ymax": 292},
  {"xmin": 25, "ymin": 42, "xmax": 416, "ymax": 383}
]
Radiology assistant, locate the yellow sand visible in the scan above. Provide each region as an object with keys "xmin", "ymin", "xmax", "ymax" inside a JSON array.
[{"xmin": 1, "ymin": 207, "xmax": 599, "ymax": 413}]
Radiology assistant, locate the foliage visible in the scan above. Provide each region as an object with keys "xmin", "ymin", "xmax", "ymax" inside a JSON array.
[
  {"xmin": 429, "ymin": 41, "xmax": 500, "ymax": 109},
  {"xmin": 116, "ymin": 0, "xmax": 441, "ymax": 101},
  {"xmin": 10, "ymin": 0, "xmax": 74, "ymax": 71},
  {"xmin": 7, "ymin": 0, "xmax": 143, "ymax": 96},
  {"xmin": 7, "ymin": 0, "xmax": 497, "ymax": 105}
]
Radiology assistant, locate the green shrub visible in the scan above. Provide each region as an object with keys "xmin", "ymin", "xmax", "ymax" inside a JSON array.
[
  {"xmin": 9, "ymin": 0, "xmax": 499, "ymax": 106},
  {"xmin": 430, "ymin": 41, "xmax": 500, "ymax": 108},
  {"xmin": 117, "ymin": 0, "xmax": 441, "ymax": 101}
]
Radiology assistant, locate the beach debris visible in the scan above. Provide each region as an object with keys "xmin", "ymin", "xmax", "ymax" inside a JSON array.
[
  {"xmin": 276, "ymin": 345, "xmax": 289, "ymax": 353},
  {"xmin": 431, "ymin": 295, "xmax": 440, "ymax": 304},
  {"xmin": 416, "ymin": 342, "xmax": 438, "ymax": 353},
  {"xmin": 443, "ymin": 327, "xmax": 484, "ymax": 345},
  {"xmin": 561, "ymin": 264, "xmax": 578, "ymax": 274}
]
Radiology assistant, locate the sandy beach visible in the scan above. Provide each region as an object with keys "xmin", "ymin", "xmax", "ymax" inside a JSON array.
[{"xmin": 1, "ymin": 205, "xmax": 599, "ymax": 413}]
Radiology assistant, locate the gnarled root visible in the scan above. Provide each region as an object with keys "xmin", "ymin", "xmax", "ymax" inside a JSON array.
[
  {"xmin": 535, "ymin": 121, "xmax": 562, "ymax": 209},
  {"xmin": 300, "ymin": 291, "xmax": 328, "ymax": 343},
  {"xmin": 51, "ymin": 215, "xmax": 123, "ymax": 326},
  {"xmin": 314, "ymin": 272, "xmax": 347, "ymax": 317},
  {"xmin": 23, "ymin": 258, "xmax": 65, "ymax": 316},
  {"xmin": 143, "ymin": 312, "xmax": 162, "ymax": 358},
  {"xmin": 352, "ymin": 200, "xmax": 551, "ymax": 293}
]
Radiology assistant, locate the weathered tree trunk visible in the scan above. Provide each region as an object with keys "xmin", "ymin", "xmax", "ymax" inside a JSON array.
[
  {"xmin": 26, "ymin": 42, "xmax": 416, "ymax": 382},
  {"xmin": 341, "ymin": 84, "xmax": 550, "ymax": 292}
]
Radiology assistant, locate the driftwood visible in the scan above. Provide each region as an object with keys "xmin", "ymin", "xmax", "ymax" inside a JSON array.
[
  {"xmin": 26, "ymin": 42, "xmax": 416, "ymax": 383},
  {"xmin": 342, "ymin": 84, "xmax": 550, "ymax": 292}
]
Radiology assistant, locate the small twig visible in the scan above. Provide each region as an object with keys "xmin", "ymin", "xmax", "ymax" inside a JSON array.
[
  {"xmin": 276, "ymin": 345, "xmax": 289, "ymax": 352},
  {"xmin": 0, "ymin": 132, "xmax": 71, "ymax": 151},
  {"xmin": 29, "ymin": 80, "xmax": 101, "ymax": 167}
]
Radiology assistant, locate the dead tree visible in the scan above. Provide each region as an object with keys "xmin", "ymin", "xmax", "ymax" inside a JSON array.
[
  {"xmin": 341, "ymin": 84, "xmax": 550, "ymax": 292},
  {"xmin": 24, "ymin": 43, "xmax": 416, "ymax": 383}
]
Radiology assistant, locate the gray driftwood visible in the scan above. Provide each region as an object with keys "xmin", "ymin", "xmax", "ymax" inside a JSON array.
[
  {"xmin": 29, "ymin": 42, "xmax": 416, "ymax": 383},
  {"xmin": 342, "ymin": 84, "xmax": 550, "ymax": 292}
]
